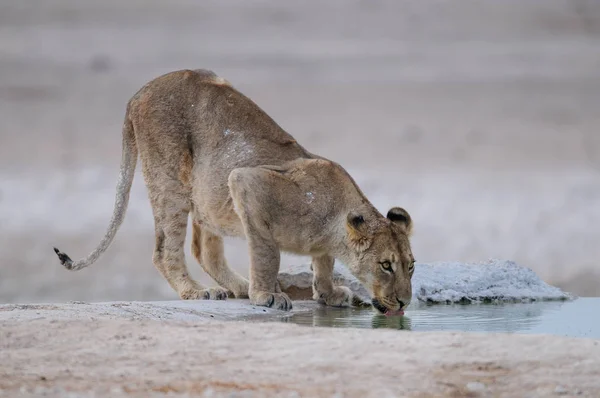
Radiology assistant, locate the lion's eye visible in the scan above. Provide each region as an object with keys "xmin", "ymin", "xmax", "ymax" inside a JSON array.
[
  {"xmin": 408, "ymin": 261, "xmax": 415, "ymax": 273},
  {"xmin": 380, "ymin": 261, "xmax": 392, "ymax": 272}
]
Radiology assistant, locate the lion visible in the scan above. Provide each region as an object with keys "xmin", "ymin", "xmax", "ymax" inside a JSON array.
[{"xmin": 53, "ymin": 69, "xmax": 416, "ymax": 314}]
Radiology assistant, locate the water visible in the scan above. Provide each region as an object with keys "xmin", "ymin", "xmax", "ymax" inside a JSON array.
[{"xmin": 282, "ymin": 297, "xmax": 600, "ymax": 339}]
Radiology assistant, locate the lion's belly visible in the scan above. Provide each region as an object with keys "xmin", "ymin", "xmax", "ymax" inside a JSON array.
[
  {"xmin": 191, "ymin": 201, "xmax": 245, "ymax": 237},
  {"xmin": 190, "ymin": 171, "xmax": 245, "ymax": 238}
]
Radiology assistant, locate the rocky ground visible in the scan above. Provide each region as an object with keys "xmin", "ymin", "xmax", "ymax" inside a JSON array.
[
  {"xmin": 1, "ymin": 0, "xmax": 600, "ymax": 305},
  {"xmin": 1, "ymin": 300, "xmax": 599, "ymax": 398}
]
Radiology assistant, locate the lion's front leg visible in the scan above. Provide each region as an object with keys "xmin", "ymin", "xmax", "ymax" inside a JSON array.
[
  {"xmin": 312, "ymin": 254, "xmax": 353, "ymax": 307},
  {"xmin": 246, "ymin": 234, "xmax": 292, "ymax": 311},
  {"xmin": 228, "ymin": 167, "xmax": 292, "ymax": 311}
]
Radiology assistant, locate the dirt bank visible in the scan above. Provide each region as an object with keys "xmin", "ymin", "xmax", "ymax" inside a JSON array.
[
  {"xmin": 1, "ymin": 301, "xmax": 599, "ymax": 397},
  {"xmin": 1, "ymin": 0, "xmax": 599, "ymax": 304}
]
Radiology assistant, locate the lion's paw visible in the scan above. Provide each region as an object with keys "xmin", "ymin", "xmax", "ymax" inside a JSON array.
[
  {"xmin": 314, "ymin": 285, "xmax": 353, "ymax": 307},
  {"xmin": 230, "ymin": 279, "xmax": 250, "ymax": 299},
  {"xmin": 250, "ymin": 291, "xmax": 293, "ymax": 311},
  {"xmin": 180, "ymin": 287, "xmax": 229, "ymax": 301}
]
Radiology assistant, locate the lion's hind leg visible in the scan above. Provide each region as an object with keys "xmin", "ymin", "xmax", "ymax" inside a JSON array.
[
  {"xmin": 144, "ymin": 179, "xmax": 228, "ymax": 301},
  {"xmin": 191, "ymin": 222, "xmax": 250, "ymax": 298}
]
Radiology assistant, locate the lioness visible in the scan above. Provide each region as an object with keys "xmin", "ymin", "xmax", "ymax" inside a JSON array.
[{"xmin": 54, "ymin": 69, "xmax": 415, "ymax": 314}]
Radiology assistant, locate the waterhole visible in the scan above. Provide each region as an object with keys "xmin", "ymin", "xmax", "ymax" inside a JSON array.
[{"xmin": 280, "ymin": 297, "xmax": 599, "ymax": 339}]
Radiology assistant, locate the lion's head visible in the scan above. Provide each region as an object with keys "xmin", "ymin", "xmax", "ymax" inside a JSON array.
[{"xmin": 342, "ymin": 206, "xmax": 415, "ymax": 315}]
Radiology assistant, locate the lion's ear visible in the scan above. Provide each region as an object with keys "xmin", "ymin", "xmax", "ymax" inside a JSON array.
[
  {"xmin": 346, "ymin": 212, "xmax": 371, "ymax": 252},
  {"xmin": 387, "ymin": 207, "xmax": 413, "ymax": 236}
]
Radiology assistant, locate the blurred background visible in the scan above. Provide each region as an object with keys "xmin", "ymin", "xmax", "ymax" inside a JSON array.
[{"xmin": 1, "ymin": 0, "xmax": 599, "ymax": 303}]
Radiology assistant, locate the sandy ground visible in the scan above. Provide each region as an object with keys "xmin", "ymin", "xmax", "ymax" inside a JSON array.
[
  {"xmin": 0, "ymin": 300, "xmax": 319, "ymax": 323},
  {"xmin": 1, "ymin": 0, "xmax": 600, "ymax": 303},
  {"xmin": 1, "ymin": 301, "xmax": 599, "ymax": 397}
]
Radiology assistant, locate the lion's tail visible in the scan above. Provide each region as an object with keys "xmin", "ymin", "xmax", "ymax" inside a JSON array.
[{"xmin": 54, "ymin": 113, "xmax": 138, "ymax": 271}]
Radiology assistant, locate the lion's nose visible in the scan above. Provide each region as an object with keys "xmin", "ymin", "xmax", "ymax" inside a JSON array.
[{"xmin": 397, "ymin": 298, "xmax": 406, "ymax": 308}]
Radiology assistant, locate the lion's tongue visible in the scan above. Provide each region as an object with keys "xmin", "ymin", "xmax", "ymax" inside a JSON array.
[{"xmin": 384, "ymin": 309, "xmax": 404, "ymax": 317}]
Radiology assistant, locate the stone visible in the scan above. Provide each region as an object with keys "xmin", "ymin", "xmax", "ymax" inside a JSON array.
[
  {"xmin": 554, "ymin": 385, "xmax": 568, "ymax": 395},
  {"xmin": 277, "ymin": 263, "xmax": 372, "ymax": 306},
  {"xmin": 466, "ymin": 382, "xmax": 487, "ymax": 393}
]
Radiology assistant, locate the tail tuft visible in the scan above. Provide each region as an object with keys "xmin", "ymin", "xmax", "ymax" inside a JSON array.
[
  {"xmin": 50, "ymin": 113, "xmax": 137, "ymax": 273},
  {"xmin": 54, "ymin": 247, "xmax": 74, "ymax": 270}
]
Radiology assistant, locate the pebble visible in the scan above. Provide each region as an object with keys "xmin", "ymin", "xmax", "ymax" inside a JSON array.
[
  {"xmin": 554, "ymin": 385, "xmax": 568, "ymax": 395},
  {"xmin": 466, "ymin": 382, "xmax": 487, "ymax": 392}
]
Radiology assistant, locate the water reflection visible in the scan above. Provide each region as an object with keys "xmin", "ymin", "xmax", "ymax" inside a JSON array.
[
  {"xmin": 281, "ymin": 305, "xmax": 413, "ymax": 330},
  {"xmin": 282, "ymin": 299, "xmax": 594, "ymax": 336},
  {"xmin": 370, "ymin": 313, "xmax": 412, "ymax": 330}
]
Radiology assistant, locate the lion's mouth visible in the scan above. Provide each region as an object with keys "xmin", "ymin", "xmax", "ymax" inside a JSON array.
[{"xmin": 371, "ymin": 298, "xmax": 404, "ymax": 317}]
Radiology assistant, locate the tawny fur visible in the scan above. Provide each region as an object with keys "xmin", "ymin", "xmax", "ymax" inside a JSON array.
[{"xmin": 54, "ymin": 69, "xmax": 416, "ymax": 312}]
